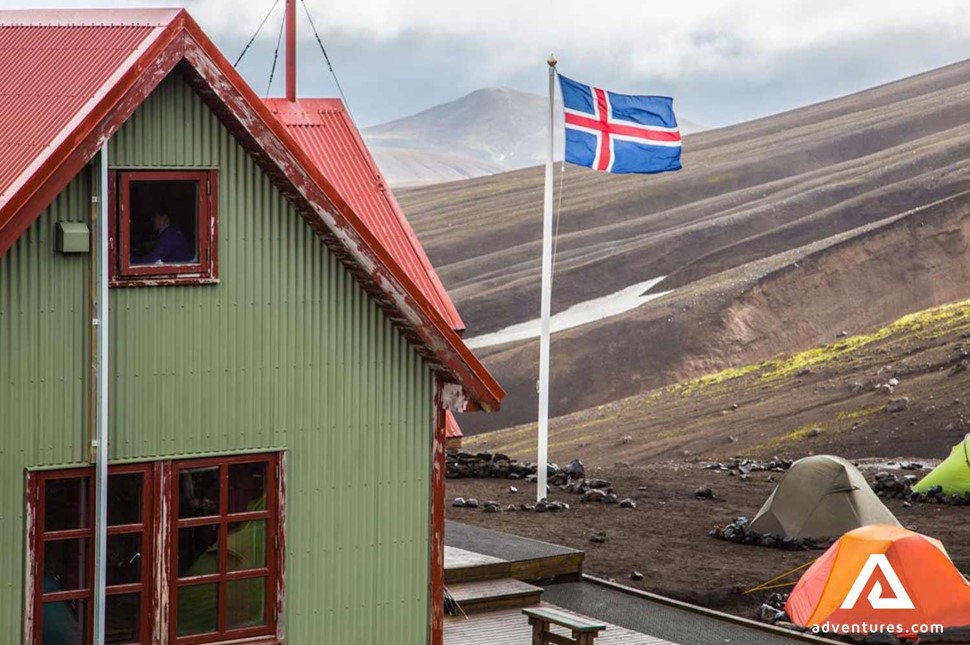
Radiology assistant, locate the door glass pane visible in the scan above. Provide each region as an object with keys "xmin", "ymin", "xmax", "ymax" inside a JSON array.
[
  {"xmin": 178, "ymin": 525, "xmax": 220, "ymax": 578},
  {"xmin": 228, "ymin": 462, "xmax": 267, "ymax": 514},
  {"xmin": 108, "ymin": 473, "xmax": 143, "ymax": 526},
  {"xmin": 42, "ymin": 597, "xmax": 86, "ymax": 645},
  {"xmin": 228, "ymin": 520, "xmax": 266, "ymax": 571},
  {"xmin": 227, "ymin": 577, "xmax": 265, "ymax": 630},
  {"xmin": 45, "ymin": 477, "xmax": 89, "ymax": 531},
  {"xmin": 177, "ymin": 583, "xmax": 218, "ymax": 637},
  {"xmin": 107, "ymin": 533, "xmax": 142, "ymax": 586},
  {"xmin": 129, "ymin": 180, "xmax": 199, "ymax": 265},
  {"xmin": 105, "ymin": 593, "xmax": 140, "ymax": 644},
  {"xmin": 44, "ymin": 538, "xmax": 89, "ymax": 591},
  {"xmin": 178, "ymin": 466, "xmax": 220, "ymax": 518}
]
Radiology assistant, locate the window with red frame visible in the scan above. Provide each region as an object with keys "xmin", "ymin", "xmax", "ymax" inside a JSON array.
[
  {"xmin": 171, "ymin": 457, "xmax": 279, "ymax": 643},
  {"xmin": 29, "ymin": 454, "xmax": 281, "ymax": 645},
  {"xmin": 32, "ymin": 464, "xmax": 154, "ymax": 644},
  {"xmin": 110, "ymin": 170, "xmax": 218, "ymax": 286}
]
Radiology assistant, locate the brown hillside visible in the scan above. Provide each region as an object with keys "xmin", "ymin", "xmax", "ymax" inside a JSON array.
[
  {"xmin": 466, "ymin": 298, "xmax": 970, "ymax": 465},
  {"xmin": 400, "ymin": 59, "xmax": 970, "ymax": 434}
]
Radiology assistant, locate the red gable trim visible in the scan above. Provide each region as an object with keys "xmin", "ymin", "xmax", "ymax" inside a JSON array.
[
  {"xmin": 0, "ymin": 10, "xmax": 503, "ymax": 411},
  {"xmin": 264, "ymin": 98, "xmax": 465, "ymax": 333}
]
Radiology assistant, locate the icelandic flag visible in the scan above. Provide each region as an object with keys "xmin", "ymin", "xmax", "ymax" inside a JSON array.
[{"xmin": 559, "ymin": 74, "xmax": 681, "ymax": 174}]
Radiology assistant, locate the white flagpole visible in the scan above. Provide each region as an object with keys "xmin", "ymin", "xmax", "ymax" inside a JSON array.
[{"xmin": 537, "ymin": 54, "xmax": 557, "ymax": 502}]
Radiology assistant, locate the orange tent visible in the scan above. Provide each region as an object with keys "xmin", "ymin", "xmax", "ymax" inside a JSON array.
[{"xmin": 786, "ymin": 525, "xmax": 970, "ymax": 638}]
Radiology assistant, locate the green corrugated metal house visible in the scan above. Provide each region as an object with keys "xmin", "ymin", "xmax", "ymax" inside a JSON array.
[{"xmin": 0, "ymin": 9, "xmax": 503, "ymax": 645}]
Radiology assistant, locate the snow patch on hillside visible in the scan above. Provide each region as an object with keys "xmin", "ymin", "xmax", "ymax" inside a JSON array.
[{"xmin": 466, "ymin": 277, "xmax": 670, "ymax": 348}]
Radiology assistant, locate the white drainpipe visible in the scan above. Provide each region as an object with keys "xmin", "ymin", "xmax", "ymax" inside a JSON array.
[{"xmin": 92, "ymin": 144, "xmax": 109, "ymax": 644}]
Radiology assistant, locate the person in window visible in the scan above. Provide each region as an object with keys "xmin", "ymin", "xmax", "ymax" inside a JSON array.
[{"xmin": 131, "ymin": 210, "xmax": 194, "ymax": 264}]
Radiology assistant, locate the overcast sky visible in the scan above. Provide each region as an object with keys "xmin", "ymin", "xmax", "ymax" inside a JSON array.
[{"xmin": 8, "ymin": 1, "xmax": 970, "ymax": 128}]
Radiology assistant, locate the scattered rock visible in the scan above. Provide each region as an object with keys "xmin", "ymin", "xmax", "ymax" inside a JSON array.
[
  {"xmin": 760, "ymin": 604, "xmax": 787, "ymax": 624},
  {"xmin": 806, "ymin": 427, "xmax": 822, "ymax": 438},
  {"xmin": 630, "ymin": 570, "xmax": 644, "ymax": 581},
  {"xmin": 619, "ymin": 498, "xmax": 637, "ymax": 509},
  {"xmin": 694, "ymin": 486, "xmax": 715, "ymax": 500},
  {"xmin": 583, "ymin": 489, "xmax": 609, "ymax": 503},
  {"xmin": 464, "ymin": 498, "xmax": 479, "ymax": 508},
  {"xmin": 508, "ymin": 486, "xmax": 518, "ymax": 494},
  {"xmin": 563, "ymin": 459, "xmax": 585, "ymax": 479},
  {"xmin": 452, "ymin": 497, "xmax": 466, "ymax": 507},
  {"xmin": 589, "ymin": 531, "xmax": 607, "ymax": 544},
  {"xmin": 849, "ymin": 381, "xmax": 864, "ymax": 393},
  {"xmin": 620, "ymin": 435, "xmax": 634, "ymax": 444},
  {"xmin": 888, "ymin": 377, "xmax": 899, "ymax": 387},
  {"xmin": 886, "ymin": 397, "xmax": 910, "ymax": 413}
]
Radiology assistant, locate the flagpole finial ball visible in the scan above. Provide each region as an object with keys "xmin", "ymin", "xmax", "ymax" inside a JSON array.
[{"xmin": 548, "ymin": 54, "xmax": 557, "ymax": 67}]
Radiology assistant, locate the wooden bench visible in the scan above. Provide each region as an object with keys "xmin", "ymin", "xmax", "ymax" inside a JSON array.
[{"xmin": 522, "ymin": 606, "xmax": 607, "ymax": 645}]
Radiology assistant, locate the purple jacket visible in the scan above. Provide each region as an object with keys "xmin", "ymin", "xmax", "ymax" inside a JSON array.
[{"xmin": 132, "ymin": 225, "xmax": 194, "ymax": 264}]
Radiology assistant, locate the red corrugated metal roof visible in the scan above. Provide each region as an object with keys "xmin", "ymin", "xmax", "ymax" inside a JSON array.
[
  {"xmin": 264, "ymin": 98, "xmax": 464, "ymax": 332},
  {"xmin": 0, "ymin": 10, "xmax": 177, "ymax": 207},
  {"xmin": 0, "ymin": 9, "xmax": 502, "ymax": 411},
  {"xmin": 445, "ymin": 411, "xmax": 463, "ymax": 439}
]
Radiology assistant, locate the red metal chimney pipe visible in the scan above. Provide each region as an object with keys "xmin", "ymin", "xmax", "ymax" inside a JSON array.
[{"xmin": 285, "ymin": 0, "xmax": 296, "ymax": 100}]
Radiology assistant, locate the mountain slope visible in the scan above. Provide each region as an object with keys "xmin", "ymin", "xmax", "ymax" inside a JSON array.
[{"xmin": 398, "ymin": 58, "xmax": 970, "ymax": 434}]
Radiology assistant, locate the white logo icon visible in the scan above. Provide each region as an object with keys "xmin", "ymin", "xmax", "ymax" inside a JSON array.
[{"xmin": 841, "ymin": 554, "xmax": 914, "ymax": 610}]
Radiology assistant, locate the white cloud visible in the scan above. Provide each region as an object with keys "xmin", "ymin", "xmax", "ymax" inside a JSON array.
[
  {"xmin": 4, "ymin": 0, "xmax": 970, "ymax": 126},
  {"xmin": 195, "ymin": 0, "xmax": 970, "ymax": 81}
]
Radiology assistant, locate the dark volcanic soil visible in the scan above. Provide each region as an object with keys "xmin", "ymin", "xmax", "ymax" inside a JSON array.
[{"xmin": 446, "ymin": 463, "xmax": 970, "ymax": 620}]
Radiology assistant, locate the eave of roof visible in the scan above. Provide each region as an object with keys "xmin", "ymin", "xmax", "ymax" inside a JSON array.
[{"xmin": 0, "ymin": 8, "xmax": 502, "ymax": 411}]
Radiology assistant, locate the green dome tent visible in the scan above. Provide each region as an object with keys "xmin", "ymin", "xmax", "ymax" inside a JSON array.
[
  {"xmin": 748, "ymin": 455, "xmax": 900, "ymax": 540},
  {"xmin": 913, "ymin": 435, "xmax": 970, "ymax": 494}
]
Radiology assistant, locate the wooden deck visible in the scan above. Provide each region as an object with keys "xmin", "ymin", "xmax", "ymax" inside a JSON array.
[
  {"xmin": 444, "ymin": 602, "xmax": 676, "ymax": 645},
  {"xmin": 446, "ymin": 521, "xmax": 583, "ymax": 583},
  {"xmin": 445, "ymin": 546, "xmax": 509, "ymax": 584},
  {"xmin": 447, "ymin": 577, "xmax": 543, "ymax": 613}
]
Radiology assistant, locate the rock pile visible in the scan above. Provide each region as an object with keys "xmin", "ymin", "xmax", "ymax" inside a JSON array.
[
  {"xmin": 703, "ymin": 458, "xmax": 792, "ymax": 475},
  {"xmin": 872, "ymin": 471, "xmax": 970, "ymax": 505},
  {"xmin": 758, "ymin": 592, "xmax": 788, "ymax": 624},
  {"xmin": 446, "ymin": 450, "xmax": 536, "ymax": 479},
  {"xmin": 709, "ymin": 517, "xmax": 834, "ymax": 550},
  {"xmin": 448, "ymin": 454, "xmax": 638, "ymax": 514}
]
